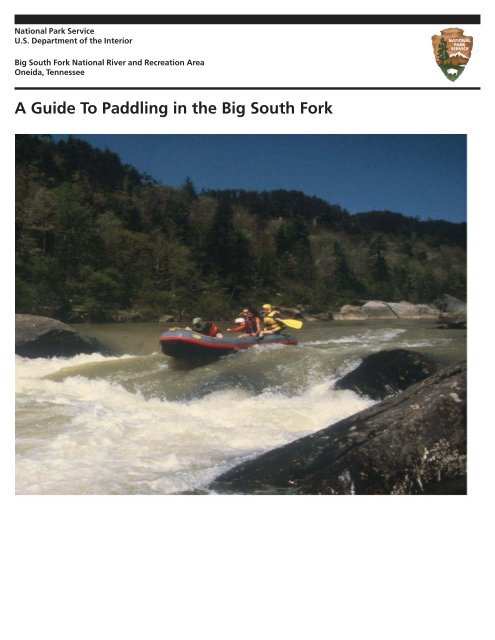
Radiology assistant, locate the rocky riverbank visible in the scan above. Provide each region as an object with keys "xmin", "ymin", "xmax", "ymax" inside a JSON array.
[
  {"xmin": 331, "ymin": 294, "xmax": 466, "ymax": 323},
  {"xmin": 269, "ymin": 295, "xmax": 466, "ymax": 327}
]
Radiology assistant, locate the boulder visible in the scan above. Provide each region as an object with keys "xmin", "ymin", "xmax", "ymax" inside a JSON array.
[
  {"xmin": 433, "ymin": 295, "xmax": 467, "ymax": 329},
  {"xmin": 334, "ymin": 349, "xmax": 438, "ymax": 400},
  {"xmin": 334, "ymin": 300, "xmax": 440, "ymax": 320},
  {"xmin": 159, "ymin": 314, "xmax": 175, "ymax": 323},
  {"xmin": 414, "ymin": 304, "xmax": 441, "ymax": 318},
  {"xmin": 333, "ymin": 304, "xmax": 366, "ymax": 320},
  {"xmin": 388, "ymin": 301, "xmax": 440, "ymax": 319},
  {"xmin": 437, "ymin": 319, "xmax": 467, "ymax": 330},
  {"xmin": 361, "ymin": 301, "xmax": 398, "ymax": 318},
  {"xmin": 434, "ymin": 294, "xmax": 466, "ymax": 316},
  {"xmin": 209, "ymin": 362, "xmax": 466, "ymax": 495},
  {"xmin": 386, "ymin": 301, "xmax": 418, "ymax": 318},
  {"xmin": 15, "ymin": 314, "xmax": 106, "ymax": 358}
]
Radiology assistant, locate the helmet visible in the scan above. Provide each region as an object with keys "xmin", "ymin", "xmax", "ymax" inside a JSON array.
[
  {"xmin": 262, "ymin": 304, "xmax": 272, "ymax": 311},
  {"xmin": 192, "ymin": 317, "xmax": 202, "ymax": 325}
]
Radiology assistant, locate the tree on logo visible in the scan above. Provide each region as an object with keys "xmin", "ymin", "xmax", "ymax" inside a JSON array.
[{"xmin": 437, "ymin": 37, "xmax": 449, "ymax": 65}]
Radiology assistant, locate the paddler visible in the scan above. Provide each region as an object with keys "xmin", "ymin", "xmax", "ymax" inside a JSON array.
[
  {"xmin": 260, "ymin": 303, "xmax": 285, "ymax": 336},
  {"xmin": 186, "ymin": 317, "xmax": 224, "ymax": 338},
  {"xmin": 239, "ymin": 307, "xmax": 262, "ymax": 338},
  {"xmin": 226, "ymin": 317, "xmax": 246, "ymax": 333}
]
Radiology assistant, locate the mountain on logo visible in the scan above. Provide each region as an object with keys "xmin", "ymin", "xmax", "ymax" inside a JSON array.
[
  {"xmin": 431, "ymin": 28, "xmax": 474, "ymax": 82},
  {"xmin": 448, "ymin": 53, "xmax": 470, "ymax": 65}
]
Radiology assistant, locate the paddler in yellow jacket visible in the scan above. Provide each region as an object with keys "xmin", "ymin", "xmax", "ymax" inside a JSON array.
[{"xmin": 260, "ymin": 304, "xmax": 285, "ymax": 336}]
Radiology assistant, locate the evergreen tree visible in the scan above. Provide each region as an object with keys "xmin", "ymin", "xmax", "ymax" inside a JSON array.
[
  {"xmin": 205, "ymin": 197, "xmax": 254, "ymax": 298},
  {"xmin": 437, "ymin": 37, "xmax": 449, "ymax": 65},
  {"xmin": 367, "ymin": 237, "xmax": 391, "ymax": 298},
  {"xmin": 328, "ymin": 241, "xmax": 364, "ymax": 303},
  {"xmin": 181, "ymin": 176, "xmax": 197, "ymax": 201}
]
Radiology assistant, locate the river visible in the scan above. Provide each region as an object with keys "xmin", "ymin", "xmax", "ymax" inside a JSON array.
[{"xmin": 15, "ymin": 320, "xmax": 466, "ymax": 494}]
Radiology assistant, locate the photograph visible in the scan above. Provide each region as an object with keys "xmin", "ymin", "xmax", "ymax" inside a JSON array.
[{"xmin": 15, "ymin": 133, "xmax": 467, "ymax": 495}]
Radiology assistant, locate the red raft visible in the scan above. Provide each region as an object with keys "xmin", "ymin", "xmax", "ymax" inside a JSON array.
[{"xmin": 159, "ymin": 329, "xmax": 297, "ymax": 359}]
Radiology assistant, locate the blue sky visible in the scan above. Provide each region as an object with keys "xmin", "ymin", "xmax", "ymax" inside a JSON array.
[{"xmin": 51, "ymin": 134, "xmax": 467, "ymax": 222}]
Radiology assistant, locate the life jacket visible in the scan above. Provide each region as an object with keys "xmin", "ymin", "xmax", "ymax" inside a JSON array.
[
  {"xmin": 263, "ymin": 310, "xmax": 284, "ymax": 332},
  {"xmin": 206, "ymin": 322, "xmax": 220, "ymax": 337},
  {"xmin": 244, "ymin": 316, "xmax": 259, "ymax": 335}
]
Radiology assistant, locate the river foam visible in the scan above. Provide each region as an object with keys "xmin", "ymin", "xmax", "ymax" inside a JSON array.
[
  {"xmin": 302, "ymin": 327, "xmax": 407, "ymax": 347},
  {"xmin": 16, "ymin": 354, "xmax": 373, "ymax": 494}
]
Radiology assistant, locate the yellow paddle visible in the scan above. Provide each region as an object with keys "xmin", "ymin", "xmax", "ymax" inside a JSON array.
[{"xmin": 279, "ymin": 318, "xmax": 303, "ymax": 330}]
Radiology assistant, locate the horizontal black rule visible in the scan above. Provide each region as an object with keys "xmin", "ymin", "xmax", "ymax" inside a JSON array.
[{"xmin": 15, "ymin": 14, "xmax": 481, "ymax": 25}]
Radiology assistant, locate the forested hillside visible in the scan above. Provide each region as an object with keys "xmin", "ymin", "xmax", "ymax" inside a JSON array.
[{"xmin": 15, "ymin": 135, "xmax": 466, "ymax": 322}]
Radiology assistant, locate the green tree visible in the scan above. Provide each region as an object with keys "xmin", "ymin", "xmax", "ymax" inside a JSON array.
[
  {"xmin": 367, "ymin": 236, "xmax": 391, "ymax": 298},
  {"xmin": 205, "ymin": 198, "xmax": 254, "ymax": 296},
  {"xmin": 328, "ymin": 241, "xmax": 364, "ymax": 304},
  {"xmin": 181, "ymin": 176, "xmax": 197, "ymax": 201},
  {"xmin": 276, "ymin": 216, "xmax": 314, "ymax": 279},
  {"xmin": 437, "ymin": 38, "xmax": 449, "ymax": 65}
]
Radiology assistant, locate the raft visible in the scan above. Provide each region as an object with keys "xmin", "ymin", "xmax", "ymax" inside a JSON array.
[{"xmin": 159, "ymin": 329, "xmax": 298, "ymax": 359}]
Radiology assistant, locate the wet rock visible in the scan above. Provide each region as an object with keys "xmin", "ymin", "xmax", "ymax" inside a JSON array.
[
  {"xmin": 437, "ymin": 319, "xmax": 467, "ymax": 330},
  {"xmin": 334, "ymin": 349, "xmax": 438, "ymax": 400},
  {"xmin": 159, "ymin": 315, "xmax": 175, "ymax": 323},
  {"xmin": 15, "ymin": 314, "xmax": 106, "ymax": 358},
  {"xmin": 209, "ymin": 362, "xmax": 466, "ymax": 495}
]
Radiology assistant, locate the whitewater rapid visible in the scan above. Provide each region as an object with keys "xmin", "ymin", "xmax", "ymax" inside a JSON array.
[
  {"xmin": 15, "ymin": 353, "xmax": 373, "ymax": 494},
  {"xmin": 15, "ymin": 321, "xmax": 465, "ymax": 494}
]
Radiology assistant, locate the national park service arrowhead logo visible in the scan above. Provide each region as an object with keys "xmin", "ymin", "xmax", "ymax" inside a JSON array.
[{"xmin": 432, "ymin": 28, "xmax": 473, "ymax": 81}]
